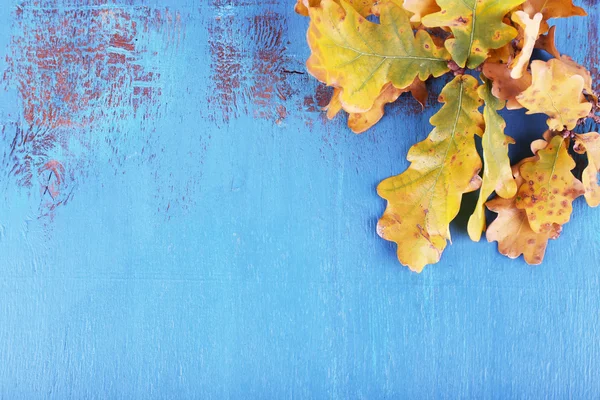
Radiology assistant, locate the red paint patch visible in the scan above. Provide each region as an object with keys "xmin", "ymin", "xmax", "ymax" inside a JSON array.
[
  {"xmin": 208, "ymin": 12, "xmax": 293, "ymax": 122},
  {"xmin": 5, "ymin": 3, "xmax": 181, "ymax": 212}
]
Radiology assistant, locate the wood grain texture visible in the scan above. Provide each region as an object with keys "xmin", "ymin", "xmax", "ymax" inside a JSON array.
[{"xmin": 0, "ymin": 0, "xmax": 599, "ymax": 398}]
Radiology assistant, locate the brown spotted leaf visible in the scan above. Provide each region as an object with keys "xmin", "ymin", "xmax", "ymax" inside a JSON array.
[
  {"xmin": 515, "ymin": 135, "xmax": 584, "ymax": 233},
  {"xmin": 516, "ymin": 59, "xmax": 592, "ymax": 130},
  {"xmin": 574, "ymin": 132, "xmax": 600, "ymax": 207},
  {"xmin": 486, "ymin": 156, "xmax": 562, "ymax": 265},
  {"xmin": 377, "ymin": 75, "xmax": 483, "ymax": 272}
]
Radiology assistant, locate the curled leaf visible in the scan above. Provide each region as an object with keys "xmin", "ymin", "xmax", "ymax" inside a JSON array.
[
  {"xmin": 515, "ymin": 135, "xmax": 584, "ymax": 233},
  {"xmin": 468, "ymin": 81, "xmax": 517, "ymax": 242},
  {"xmin": 377, "ymin": 75, "xmax": 483, "ymax": 272},
  {"xmin": 516, "ymin": 59, "xmax": 592, "ymax": 130},
  {"xmin": 326, "ymin": 79, "xmax": 427, "ymax": 133},
  {"xmin": 574, "ymin": 132, "xmax": 600, "ymax": 207},
  {"xmin": 421, "ymin": 0, "xmax": 525, "ymax": 69},
  {"xmin": 306, "ymin": 0, "xmax": 449, "ymax": 113},
  {"xmin": 510, "ymin": 11, "xmax": 543, "ymax": 79}
]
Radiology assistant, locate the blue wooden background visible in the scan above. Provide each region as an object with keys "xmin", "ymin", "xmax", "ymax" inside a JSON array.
[{"xmin": 1, "ymin": 0, "xmax": 599, "ymax": 398}]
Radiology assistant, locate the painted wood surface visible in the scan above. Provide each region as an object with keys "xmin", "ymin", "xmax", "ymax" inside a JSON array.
[{"xmin": 0, "ymin": 0, "xmax": 599, "ymax": 398}]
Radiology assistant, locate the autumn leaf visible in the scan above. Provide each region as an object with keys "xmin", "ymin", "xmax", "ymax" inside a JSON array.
[
  {"xmin": 534, "ymin": 25, "xmax": 560, "ymax": 58},
  {"xmin": 522, "ymin": 0, "xmax": 586, "ymax": 33},
  {"xmin": 515, "ymin": 135, "xmax": 584, "ymax": 233},
  {"xmin": 510, "ymin": 11, "xmax": 543, "ymax": 79},
  {"xmin": 306, "ymin": 0, "xmax": 449, "ymax": 113},
  {"xmin": 295, "ymin": 0, "xmax": 375, "ymax": 16},
  {"xmin": 421, "ymin": 0, "xmax": 524, "ymax": 69},
  {"xmin": 326, "ymin": 79, "xmax": 427, "ymax": 133},
  {"xmin": 486, "ymin": 157, "xmax": 562, "ymax": 265},
  {"xmin": 482, "ymin": 62, "xmax": 532, "ymax": 110},
  {"xmin": 574, "ymin": 132, "xmax": 600, "ymax": 207},
  {"xmin": 377, "ymin": 75, "xmax": 483, "ymax": 272},
  {"xmin": 402, "ymin": 0, "xmax": 440, "ymax": 23},
  {"xmin": 559, "ymin": 55, "xmax": 598, "ymax": 104},
  {"xmin": 468, "ymin": 81, "xmax": 517, "ymax": 242},
  {"xmin": 516, "ymin": 59, "xmax": 592, "ymax": 130}
]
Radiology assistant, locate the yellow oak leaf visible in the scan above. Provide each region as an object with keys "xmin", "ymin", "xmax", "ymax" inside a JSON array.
[
  {"xmin": 295, "ymin": 0, "xmax": 375, "ymax": 17},
  {"xmin": 515, "ymin": 135, "xmax": 584, "ymax": 233},
  {"xmin": 306, "ymin": 0, "xmax": 449, "ymax": 113},
  {"xmin": 574, "ymin": 132, "xmax": 600, "ymax": 207},
  {"xmin": 486, "ymin": 156, "xmax": 562, "ymax": 265},
  {"xmin": 516, "ymin": 59, "xmax": 592, "ymax": 130},
  {"xmin": 468, "ymin": 81, "xmax": 517, "ymax": 242},
  {"xmin": 522, "ymin": 0, "xmax": 586, "ymax": 33},
  {"xmin": 559, "ymin": 55, "xmax": 598, "ymax": 103},
  {"xmin": 326, "ymin": 79, "xmax": 427, "ymax": 133},
  {"xmin": 402, "ymin": 0, "xmax": 440, "ymax": 23},
  {"xmin": 377, "ymin": 75, "xmax": 483, "ymax": 272},
  {"xmin": 421, "ymin": 0, "xmax": 524, "ymax": 69},
  {"xmin": 534, "ymin": 25, "xmax": 560, "ymax": 58},
  {"xmin": 510, "ymin": 11, "xmax": 543, "ymax": 79},
  {"xmin": 482, "ymin": 62, "xmax": 532, "ymax": 110}
]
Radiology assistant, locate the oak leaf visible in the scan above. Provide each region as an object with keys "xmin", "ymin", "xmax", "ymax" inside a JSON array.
[
  {"xmin": 510, "ymin": 11, "xmax": 543, "ymax": 79},
  {"xmin": 482, "ymin": 62, "xmax": 532, "ymax": 110},
  {"xmin": 515, "ymin": 135, "xmax": 584, "ymax": 233},
  {"xmin": 486, "ymin": 154, "xmax": 562, "ymax": 265},
  {"xmin": 326, "ymin": 79, "xmax": 427, "ymax": 133},
  {"xmin": 522, "ymin": 0, "xmax": 586, "ymax": 33},
  {"xmin": 295, "ymin": 0, "xmax": 375, "ymax": 16},
  {"xmin": 574, "ymin": 132, "xmax": 600, "ymax": 207},
  {"xmin": 559, "ymin": 55, "xmax": 598, "ymax": 103},
  {"xmin": 377, "ymin": 75, "xmax": 483, "ymax": 272},
  {"xmin": 402, "ymin": 0, "xmax": 440, "ymax": 23},
  {"xmin": 468, "ymin": 81, "xmax": 517, "ymax": 242},
  {"xmin": 421, "ymin": 0, "xmax": 524, "ymax": 69},
  {"xmin": 534, "ymin": 25, "xmax": 560, "ymax": 58},
  {"xmin": 306, "ymin": 0, "xmax": 449, "ymax": 112},
  {"xmin": 516, "ymin": 59, "xmax": 592, "ymax": 130}
]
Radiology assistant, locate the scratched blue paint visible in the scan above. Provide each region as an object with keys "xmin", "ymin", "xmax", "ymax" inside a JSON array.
[{"xmin": 1, "ymin": 0, "xmax": 599, "ymax": 398}]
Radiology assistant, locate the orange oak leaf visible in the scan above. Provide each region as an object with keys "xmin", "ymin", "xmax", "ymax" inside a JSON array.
[
  {"xmin": 486, "ymin": 158, "xmax": 561, "ymax": 265},
  {"xmin": 306, "ymin": 0, "xmax": 449, "ymax": 113},
  {"xmin": 516, "ymin": 59, "xmax": 592, "ymax": 130},
  {"xmin": 482, "ymin": 62, "xmax": 532, "ymax": 110},
  {"xmin": 515, "ymin": 135, "xmax": 584, "ymax": 233},
  {"xmin": 522, "ymin": 0, "xmax": 586, "ymax": 33},
  {"xmin": 377, "ymin": 75, "xmax": 483, "ymax": 272},
  {"xmin": 510, "ymin": 11, "xmax": 543, "ymax": 79},
  {"xmin": 295, "ymin": 0, "xmax": 375, "ymax": 16},
  {"xmin": 402, "ymin": 0, "xmax": 440, "ymax": 23},
  {"xmin": 534, "ymin": 25, "xmax": 560, "ymax": 58},
  {"xmin": 326, "ymin": 79, "xmax": 427, "ymax": 133},
  {"xmin": 574, "ymin": 132, "xmax": 600, "ymax": 207}
]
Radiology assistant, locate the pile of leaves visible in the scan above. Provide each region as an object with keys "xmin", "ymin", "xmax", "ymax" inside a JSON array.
[{"xmin": 296, "ymin": 0, "xmax": 600, "ymax": 272}]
